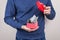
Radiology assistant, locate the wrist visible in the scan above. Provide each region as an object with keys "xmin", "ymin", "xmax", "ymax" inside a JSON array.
[
  {"xmin": 21, "ymin": 25, "xmax": 27, "ymax": 30},
  {"xmin": 21, "ymin": 25, "xmax": 25, "ymax": 29}
]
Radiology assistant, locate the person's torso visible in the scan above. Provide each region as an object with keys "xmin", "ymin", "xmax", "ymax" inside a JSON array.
[{"xmin": 13, "ymin": 0, "xmax": 48, "ymax": 39}]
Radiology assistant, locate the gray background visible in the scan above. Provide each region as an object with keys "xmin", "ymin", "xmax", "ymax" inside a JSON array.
[{"xmin": 0, "ymin": 0, "xmax": 60, "ymax": 40}]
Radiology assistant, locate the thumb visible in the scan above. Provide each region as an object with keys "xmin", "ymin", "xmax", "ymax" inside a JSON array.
[{"xmin": 44, "ymin": 5, "xmax": 46, "ymax": 8}]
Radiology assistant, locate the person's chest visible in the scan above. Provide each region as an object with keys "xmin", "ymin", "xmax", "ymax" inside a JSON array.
[
  {"xmin": 14, "ymin": 0, "xmax": 48, "ymax": 23},
  {"xmin": 14, "ymin": 0, "xmax": 48, "ymax": 11}
]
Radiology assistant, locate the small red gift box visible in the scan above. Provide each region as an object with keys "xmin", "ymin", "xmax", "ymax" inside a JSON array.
[
  {"xmin": 26, "ymin": 22, "xmax": 38, "ymax": 29},
  {"xmin": 36, "ymin": 1, "xmax": 45, "ymax": 12}
]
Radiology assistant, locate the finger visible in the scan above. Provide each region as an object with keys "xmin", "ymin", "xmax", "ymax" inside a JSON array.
[
  {"xmin": 26, "ymin": 29, "xmax": 32, "ymax": 32},
  {"xmin": 26, "ymin": 29, "xmax": 31, "ymax": 32},
  {"xmin": 46, "ymin": 6, "xmax": 51, "ymax": 9},
  {"xmin": 33, "ymin": 26, "xmax": 39, "ymax": 31},
  {"xmin": 44, "ymin": 7, "xmax": 51, "ymax": 11},
  {"xmin": 31, "ymin": 26, "xmax": 39, "ymax": 31},
  {"xmin": 24, "ymin": 27, "xmax": 31, "ymax": 32},
  {"xmin": 44, "ymin": 10, "xmax": 51, "ymax": 14},
  {"xmin": 44, "ymin": 10, "xmax": 50, "ymax": 13},
  {"xmin": 45, "ymin": 6, "xmax": 51, "ymax": 10},
  {"xmin": 44, "ymin": 5, "xmax": 46, "ymax": 8},
  {"xmin": 44, "ymin": 9, "xmax": 51, "ymax": 12},
  {"xmin": 44, "ymin": 11, "xmax": 50, "ymax": 14}
]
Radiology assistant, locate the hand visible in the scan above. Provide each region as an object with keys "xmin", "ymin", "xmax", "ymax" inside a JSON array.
[
  {"xmin": 26, "ymin": 21, "xmax": 39, "ymax": 32},
  {"xmin": 44, "ymin": 6, "xmax": 51, "ymax": 15},
  {"xmin": 21, "ymin": 25, "xmax": 39, "ymax": 32},
  {"xmin": 30, "ymin": 22, "xmax": 39, "ymax": 32},
  {"xmin": 31, "ymin": 26, "xmax": 39, "ymax": 32},
  {"xmin": 21, "ymin": 25, "xmax": 32, "ymax": 32}
]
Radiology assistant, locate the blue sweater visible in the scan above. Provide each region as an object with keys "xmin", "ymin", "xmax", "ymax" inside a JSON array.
[{"xmin": 4, "ymin": 0, "xmax": 56, "ymax": 39}]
